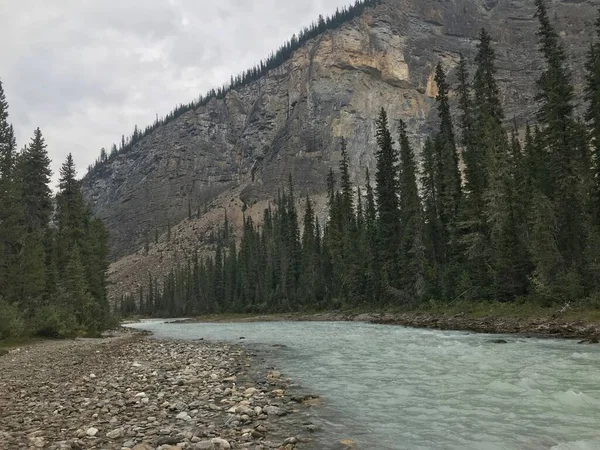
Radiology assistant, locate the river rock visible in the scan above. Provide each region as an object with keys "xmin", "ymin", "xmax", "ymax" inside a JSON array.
[
  {"xmin": 263, "ymin": 405, "xmax": 283, "ymax": 416},
  {"xmin": 211, "ymin": 437, "xmax": 231, "ymax": 449},
  {"xmin": 0, "ymin": 333, "xmax": 319, "ymax": 449},
  {"xmin": 29, "ymin": 436, "xmax": 45, "ymax": 448},
  {"xmin": 106, "ymin": 428, "xmax": 124, "ymax": 439},
  {"xmin": 132, "ymin": 444, "xmax": 154, "ymax": 450},
  {"xmin": 157, "ymin": 436, "xmax": 182, "ymax": 445}
]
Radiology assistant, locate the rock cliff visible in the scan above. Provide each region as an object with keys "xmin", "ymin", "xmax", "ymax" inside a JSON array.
[{"xmin": 83, "ymin": 0, "xmax": 599, "ymax": 288}]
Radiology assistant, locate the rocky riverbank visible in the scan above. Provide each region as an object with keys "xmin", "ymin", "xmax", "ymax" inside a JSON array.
[{"xmin": 0, "ymin": 331, "xmax": 322, "ymax": 450}]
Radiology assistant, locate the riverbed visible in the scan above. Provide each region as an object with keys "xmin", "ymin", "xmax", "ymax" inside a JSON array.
[{"xmin": 127, "ymin": 320, "xmax": 600, "ymax": 450}]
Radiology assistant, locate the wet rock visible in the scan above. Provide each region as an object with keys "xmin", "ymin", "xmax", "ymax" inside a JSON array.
[
  {"xmin": 489, "ymin": 339, "xmax": 508, "ymax": 344},
  {"xmin": 263, "ymin": 405, "xmax": 283, "ymax": 416}
]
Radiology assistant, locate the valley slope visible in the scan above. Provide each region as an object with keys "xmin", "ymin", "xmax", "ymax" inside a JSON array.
[{"xmin": 82, "ymin": 0, "xmax": 599, "ymax": 300}]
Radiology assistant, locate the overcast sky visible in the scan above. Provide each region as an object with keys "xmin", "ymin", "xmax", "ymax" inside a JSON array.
[{"xmin": 1, "ymin": 0, "xmax": 354, "ymax": 187}]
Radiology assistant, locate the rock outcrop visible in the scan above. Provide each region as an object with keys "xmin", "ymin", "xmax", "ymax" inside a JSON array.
[{"xmin": 83, "ymin": 0, "xmax": 598, "ymax": 265}]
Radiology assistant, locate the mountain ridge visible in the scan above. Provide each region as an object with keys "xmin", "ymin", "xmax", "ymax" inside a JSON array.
[{"xmin": 82, "ymin": 0, "xmax": 599, "ymax": 299}]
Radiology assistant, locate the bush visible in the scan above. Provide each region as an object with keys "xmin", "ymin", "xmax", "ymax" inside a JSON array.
[
  {"xmin": 32, "ymin": 304, "xmax": 79, "ymax": 338},
  {"xmin": 0, "ymin": 299, "xmax": 25, "ymax": 340}
]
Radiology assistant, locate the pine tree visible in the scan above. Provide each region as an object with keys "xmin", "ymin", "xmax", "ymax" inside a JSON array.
[
  {"xmin": 0, "ymin": 80, "xmax": 24, "ymax": 304},
  {"xmin": 586, "ymin": 12, "xmax": 600, "ymax": 222},
  {"xmin": 533, "ymin": 0, "xmax": 588, "ymax": 296},
  {"xmin": 398, "ymin": 120, "xmax": 426, "ymax": 301},
  {"xmin": 432, "ymin": 65, "xmax": 462, "ymax": 296},
  {"xmin": 374, "ymin": 108, "xmax": 400, "ymax": 286},
  {"xmin": 56, "ymin": 153, "xmax": 85, "ymax": 268},
  {"xmin": 20, "ymin": 128, "xmax": 52, "ymax": 232},
  {"xmin": 421, "ymin": 137, "xmax": 442, "ymax": 282},
  {"xmin": 339, "ymin": 138, "xmax": 354, "ymax": 226},
  {"xmin": 63, "ymin": 246, "xmax": 93, "ymax": 328}
]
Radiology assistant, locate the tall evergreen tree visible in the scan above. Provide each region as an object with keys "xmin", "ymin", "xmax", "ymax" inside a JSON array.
[
  {"xmin": 533, "ymin": 0, "xmax": 588, "ymax": 297},
  {"xmin": 398, "ymin": 120, "xmax": 426, "ymax": 301},
  {"xmin": 374, "ymin": 108, "xmax": 400, "ymax": 286},
  {"xmin": 20, "ymin": 128, "xmax": 52, "ymax": 232},
  {"xmin": 0, "ymin": 80, "xmax": 24, "ymax": 304},
  {"xmin": 433, "ymin": 64, "xmax": 462, "ymax": 296},
  {"xmin": 586, "ymin": 12, "xmax": 600, "ymax": 222}
]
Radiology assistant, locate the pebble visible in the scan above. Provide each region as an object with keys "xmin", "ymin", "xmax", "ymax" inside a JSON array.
[{"xmin": 0, "ymin": 331, "xmax": 319, "ymax": 449}]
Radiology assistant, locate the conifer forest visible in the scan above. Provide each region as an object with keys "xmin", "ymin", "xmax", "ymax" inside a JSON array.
[
  {"xmin": 0, "ymin": 82, "xmax": 113, "ymax": 339},
  {"xmin": 119, "ymin": 2, "xmax": 600, "ymax": 318},
  {"xmin": 3, "ymin": 0, "xmax": 600, "ymax": 329}
]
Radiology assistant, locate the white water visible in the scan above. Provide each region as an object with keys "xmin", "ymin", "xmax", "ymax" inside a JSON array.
[{"xmin": 127, "ymin": 320, "xmax": 600, "ymax": 449}]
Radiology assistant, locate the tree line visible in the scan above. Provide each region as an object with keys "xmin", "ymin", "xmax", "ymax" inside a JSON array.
[
  {"xmin": 85, "ymin": 0, "xmax": 381, "ymax": 177},
  {"xmin": 0, "ymin": 81, "xmax": 113, "ymax": 340},
  {"xmin": 120, "ymin": 1, "xmax": 600, "ymax": 317}
]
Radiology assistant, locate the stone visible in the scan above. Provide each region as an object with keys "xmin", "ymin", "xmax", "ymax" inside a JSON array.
[
  {"xmin": 243, "ymin": 387, "xmax": 257, "ymax": 397},
  {"xmin": 132, "ymin": 444, "xmax": 154, "ymax": 450},
  {"xmin": 211, "ymin": 437, "xmax": 231, "ymax": 449},
  {"xmin": 193, "ymin": 442, "xmax": 215, "ymax": 450},
  {"xmin": 157, "ymin": 436, "xmax": 181, "ymax": 445},
  {"xmin": 338, "ymin": 439, "xmax": 358, "ymax": 449},
  {"xmin": 106, "ymin": 428, "xmax": 124, "ymax": 439},
  {"xmin": 86, "ymin": 427, "xmax": 99, "ymax": 437},
  {"xmin": 176, "ymin": 411, "xmax": 189, "ymax": 420},
  {"xmin": 263, "ymin": 405, "xmax": 282, "ymax": 416},
  {"xmin": 29, "ymin": 436, "xmax": 45, "ymax": 448}
]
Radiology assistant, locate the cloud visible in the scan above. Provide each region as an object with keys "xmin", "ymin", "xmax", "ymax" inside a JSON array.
[{"xmin": 1, "ymin": 0, "xmax": 355, "ymax": 187}]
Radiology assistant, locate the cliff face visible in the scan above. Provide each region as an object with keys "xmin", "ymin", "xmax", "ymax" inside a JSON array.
[{"xmin": 83, "ymin": 0, "xmax": 599, "ymax": 261}]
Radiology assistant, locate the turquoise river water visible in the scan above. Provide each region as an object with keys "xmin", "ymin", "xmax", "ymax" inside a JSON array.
[{"xmin": 126, "ymin": 320, "xmax": 600, "ymax": 450}]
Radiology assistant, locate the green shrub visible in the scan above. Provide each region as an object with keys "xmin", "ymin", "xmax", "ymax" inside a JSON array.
[
  {"xmin": 32, "ymin": 304, "xmax": 79, "ymax": 338},
  {"xmin": 0, "ymin": 299, "xmax": 25, "ymax": 340}
]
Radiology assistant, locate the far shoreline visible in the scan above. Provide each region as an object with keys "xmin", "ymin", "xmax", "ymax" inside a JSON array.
[{"xmin": 147, "ymin": 305, "xmax": 600, "ymax": 342}]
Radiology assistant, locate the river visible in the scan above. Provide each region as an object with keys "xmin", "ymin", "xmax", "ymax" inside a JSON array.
[{"xmin": 126, "ymin": 320, "xmax": 600, "ymax": 450}]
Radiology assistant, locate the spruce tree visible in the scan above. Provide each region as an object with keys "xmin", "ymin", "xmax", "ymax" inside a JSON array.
[
  {"xmin": 398, "ymin": 120, "xmax": 426, "ymax": 301},
  {"xmin": 374, "ymin": 108, "xmax": 400, "ymax": 286},
  {"xmin": 20, "ymin": 128, "xmax": 52, "ymax": 232},
  {"xmin": 0, "ymin": 80, "xmax": 24, "ymax": 304},
  {"xmin": 533, "ymin": 0, "xmax": 588, "ymax": 297},
  {"xmin": 586, "ymin": 12, "xmax": 600, "ymax": 222},
  {"xmin": 433, "ymin": 65, "xmax": 462, "ymax": 296}
]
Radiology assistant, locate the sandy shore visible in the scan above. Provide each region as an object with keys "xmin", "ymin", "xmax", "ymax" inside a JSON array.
[{"xmin": 0, "ymin": 330, "xmax": 323, "ymax": 450}]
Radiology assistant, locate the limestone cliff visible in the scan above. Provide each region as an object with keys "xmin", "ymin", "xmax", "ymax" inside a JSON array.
[{"xmin": 83, "ymin": 0, "xmax": 599, "ymax": 295}]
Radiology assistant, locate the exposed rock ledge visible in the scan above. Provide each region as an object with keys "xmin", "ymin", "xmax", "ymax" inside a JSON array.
[{"xmin": 0, "ymin": 331, "xmax": 322, "ymax": 449}]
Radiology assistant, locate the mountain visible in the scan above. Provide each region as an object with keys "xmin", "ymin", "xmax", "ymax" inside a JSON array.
[{"xmin": 82, "ymin": 0, "xmax": 598, "ymax": 298}]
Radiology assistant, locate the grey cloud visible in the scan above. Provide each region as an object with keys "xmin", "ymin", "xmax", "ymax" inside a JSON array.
[{"xmin": 0, "ymin": 0, "xmax": 355, "ymax": 185}]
